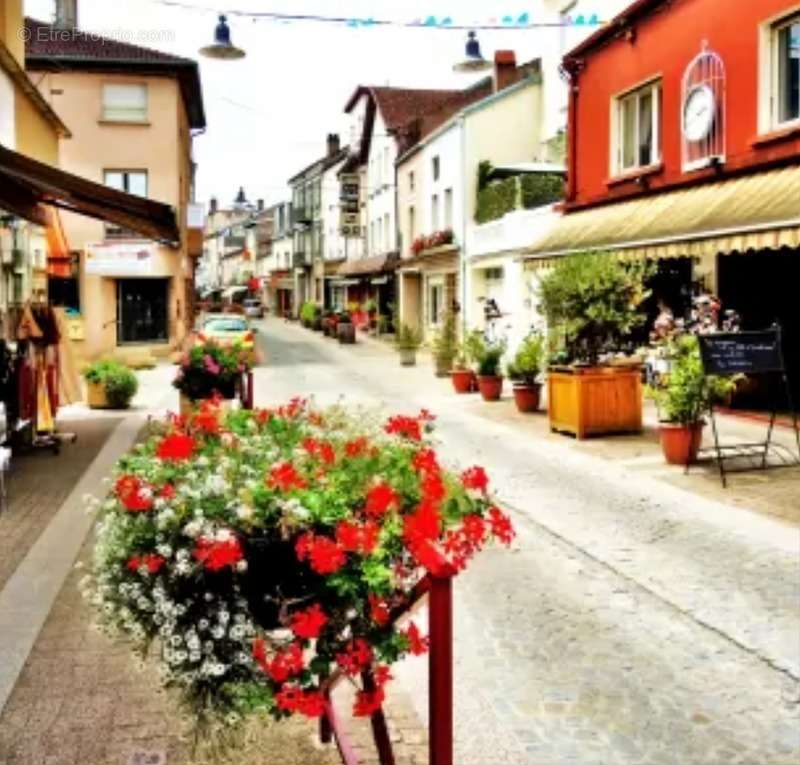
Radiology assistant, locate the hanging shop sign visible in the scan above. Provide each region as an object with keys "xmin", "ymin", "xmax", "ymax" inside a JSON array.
[
  {"xmin": 85, "ymin": 242, "xmax": 155, "ymax": 276},
  {"xmin": 339, "ymin": 173, "xmax": 361, "ymax": 237}
]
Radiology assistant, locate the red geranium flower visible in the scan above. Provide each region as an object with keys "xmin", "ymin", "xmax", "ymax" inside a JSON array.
[
  {"xmin": 290, "ymin": 603, "xmax": 328, "ymax": 640},
  {"xmin": 156, "ymin": 432, "xmax": 196, "ymax": 462},
  {"xmin": 488, "ymin": 507, "xmax": 515, "ymax": 545},
  {"xmin": 461, "ymin": 466, "xmax": 489, "ymax": 493},
  {"xmin": 126, "ymin": 554, "xmax": 166, "ymax": 574},
  {"xmin": 384, "ymin": 415, "xmax": 422, "ymax": 441},
  {"xmin": 368, "ymin": 594, "xmax": 392, "ymax": 626},
  {"xmin": 253, "ymin": 639, "xmax": 305, "ymax": 682},
  {"xmin": 353, "ymin": 687, "xmax": 385, "ymax": 717},
  {"xmin": 267, "ymin": 461, "xmax": 307, "ymax": 492},
  {"xmin": 403, "ymin": 501, "xmax": 441, "ymax": 545},
  {"xmin": 336, "ymin": 638, "xmax": 374, "ymax": 676},
  {"xmin": 404, "ymin": 622, "xmax": 429, "ymax": 656},
  {"xmin": 115, "ymin": 475, "xmax": 153, "ymax": 512},
  {"xmin": 412, "ymin": 448, "xmax": 439, "ymax": 474},
  {"xmin": 345, "ymin": 436, "xmax": 369, "ymax": 457},
  {"xmin": 193, "ymin": 535, "xmax": 243, "ymax": 571},
  {"xmin": 158, "ymin": 483, "xmax": 176, "ymax": 500},
  {"xmin": 336, "ymin": 521, "xmax": 379, "ymax": 555},
  {"xmin": 364, "ymin": 482, "xmax": 399, "ymax": 519},
  {"xmin": 295, "ymin": 533, "xmax": 346, "ymax": 575},
  {"xmin": 275, "ymin": 685, "xmax": 325, "ymax": 718}
]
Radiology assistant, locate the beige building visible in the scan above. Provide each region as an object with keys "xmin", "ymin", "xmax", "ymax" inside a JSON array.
[{"xmin": 25, "ymin": 11, "xmax": 205, "ymax": 361}]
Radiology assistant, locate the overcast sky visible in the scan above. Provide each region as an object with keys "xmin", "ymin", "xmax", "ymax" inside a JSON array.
[{"xmin": 25, "ymin": 0, "xmax": 579, "ymax": 207}]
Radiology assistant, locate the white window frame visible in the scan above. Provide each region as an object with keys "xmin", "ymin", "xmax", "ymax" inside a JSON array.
[
  {"xmin": 444, "ymin": 188, "xmax": 453, "ymax": 230},
  {"xmin": 431, "ymin": 194, "xmax": 440, "ymax": 231},
  {"xmin": 427, "ymin": 276, "xmax": 445, "ymax": 327},
  {"xmin": 611, "ymin": 79, "xmax": 662, "ymax": 176},
  {"xmin": 101, "ymin": 83, "xmax": 148, "ymax": 123},
  {"xmin": 770, "ymin": 11, "xmax": 800, "ymax": 130}
]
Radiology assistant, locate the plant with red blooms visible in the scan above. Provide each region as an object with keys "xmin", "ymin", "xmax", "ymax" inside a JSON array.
[{"xmin": 89, "ymin": 398, "xmax": 513, "ymax": 737}]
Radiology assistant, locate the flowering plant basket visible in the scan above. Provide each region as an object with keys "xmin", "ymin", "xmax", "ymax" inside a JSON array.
[
  {"xmin": 86, "ymin": 398, "xmax": 513, "ymax": 733},
  {"xmin": 173, "ymin": 341, "xmax": 253, "ymax": 401}
]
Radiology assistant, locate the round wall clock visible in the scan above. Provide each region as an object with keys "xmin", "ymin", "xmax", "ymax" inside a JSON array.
[{"xmin": 683, "ymin": 84, "xmax": 716, "ymax": 142}]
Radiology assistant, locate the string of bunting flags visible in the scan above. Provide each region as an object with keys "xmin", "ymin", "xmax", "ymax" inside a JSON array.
[{"xmin": 156, "ymin": 1, "xmax": 605, "ymax": 30}]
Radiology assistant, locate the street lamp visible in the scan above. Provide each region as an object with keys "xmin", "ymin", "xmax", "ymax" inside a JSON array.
[
  {"xmin": 453, "ymin": 31, "xmax": 492, "ymax": 73},
  {"xmin": 199, "ymin": 14, "xmax": 246, "ymax": 60}
]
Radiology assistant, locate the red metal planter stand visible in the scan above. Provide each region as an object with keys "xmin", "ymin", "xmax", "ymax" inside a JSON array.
[{"xmin": 319, "ymin": 568, "xmax": 456, "ymax": 765}]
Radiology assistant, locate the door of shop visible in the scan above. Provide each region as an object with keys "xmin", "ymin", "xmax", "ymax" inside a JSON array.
[
  {"xmin": 718, "ymin": 249, "xmax": 799, "ymax": 405},
  {"xmin": 117, "ymin": 278, "xmax": 169, "ymax": 344}
]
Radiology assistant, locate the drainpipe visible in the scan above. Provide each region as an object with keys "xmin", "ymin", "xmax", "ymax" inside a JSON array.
[
  {"xmin": 459, "ymin": 114, "xmax": 468, "ymax": 340},
  {"xmin": 562, "ymin": 60, "xmax": 581, "ymax": 203}
]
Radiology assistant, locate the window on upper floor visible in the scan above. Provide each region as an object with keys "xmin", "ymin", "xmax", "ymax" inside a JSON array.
[
  {"xmin": 408, "ymin": 205, "xmax": 416, "ymax": 241},
  {"xmin": 102, "ymin": 83, "xmax": 148, "ymax": 123},
  {"xmin": 104, "ymin": 170, "xmax": 147, "ymax": 238},
  {"xmin": 444, "ymin": 189, "xmax": 453, "ymax": 229},
  {"xmin": 431, "ymin": 194, "xmax": 440, "ymax": 230},
  {"xmin": 773, "ymin": 12, "xmax": 800, "ymax": 127},
  {"xmin": 613, "ymin": 80, "xmax": 661, "ymax": 175},
  {"xmin": 432, "ymin": 156, "xmax": 441, "ymax": 181},
  {"xmin": 409, "ymin": 171, "xmax": 415, "ymax": 192}
]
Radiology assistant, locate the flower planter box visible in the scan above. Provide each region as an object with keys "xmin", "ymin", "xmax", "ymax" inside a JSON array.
[
  {"xmin": 512, "ymin": 383, "xmax": 541, "ymax": 413},
  {"xmin": 477, "ymin": 375, "xmax": 503, "ymax": 401},
  {"xmin": 660, "ymin": 422, "xmax": 704, "ymax": 465},
  {"xmin": 547, "ymin": 365, "xmax": 642, "ymax": 439},
  {"xmin": 86, "ymin": 381, "xmax": 110, "ymax": 409}
]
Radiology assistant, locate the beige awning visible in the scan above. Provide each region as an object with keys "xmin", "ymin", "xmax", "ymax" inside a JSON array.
[{"xmin": 524, "ymin": 165, "xmax": 800, "ymax": 263}]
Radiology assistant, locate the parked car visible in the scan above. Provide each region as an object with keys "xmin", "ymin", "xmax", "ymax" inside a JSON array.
[
  {"xmin": 243, "ymin": 298, "xmax": 264, "ymax": 319},
  {"xmin": 196, "ymin": 314, "xmax": 255, "ymax": 352}
]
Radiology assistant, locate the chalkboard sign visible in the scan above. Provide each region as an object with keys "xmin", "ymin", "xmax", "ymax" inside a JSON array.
[{"xmin": 698, "ymin": 329, "xmax": 784, "ymax": 376}]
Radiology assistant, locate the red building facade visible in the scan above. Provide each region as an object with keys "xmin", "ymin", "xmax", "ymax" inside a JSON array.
[{"xmin": 563, "ymin": 0, "xmax": 800, "ymax": 209}]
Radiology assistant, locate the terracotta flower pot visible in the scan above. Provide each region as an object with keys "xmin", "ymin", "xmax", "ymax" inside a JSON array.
[
  {"xmin": 399, "ymin": 348, "xmax": 417, "ymax": 367},
  {"xmin": 451, "ymin": 369, "xmax": 474, "ymax": 394},
  {"xmin": 512, "ymin": 383, "xmax": 541, "ymax": 413},
  {"xmin": 660, "ymin": 421, "xmax": 705, "ymax": 465},
  {"xmin": 470, "ymin": 371, "xmax": 479, "ymax": 392},
  {"xmin": 478, "ymin": 375, "xmax": 503, "ymax": 402}
]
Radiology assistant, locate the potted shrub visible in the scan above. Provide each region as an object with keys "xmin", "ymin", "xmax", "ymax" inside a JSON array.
[
  {"xmin": 337, "ymin": 311, "xmax": 356, "ymax": 344},
  {"xmin": 432, "ymin": 313, "xmax": 458, "ymax": 378},
  {"xmin": 474, "ymin": 337, "xmax": 507, "ymax": 402},
  {"xmin": 649, "ymin": 335, "xmax": 737, "ymax": 465},
  {"xmin": 174, "ymin": 340, "xmax": 253, "ymax": 415},
  {"xmin": 396, "ymin": 323, "xmax": 422, "ymax": 366},
  {"xmin": 450, "ymin": 345, "xmax": 474, "ymax": 394},
  {"xmin": 83, "ymin": 360, "xmax": 138, "ymax": 409},
  {"xmin": 538, "ymin": 252, "xmax": 652, "ymax": 438},
  {"xmin": 300, "ymin": 301, "xmax": 318, "ymax": 329},
  {"xmin": 507, "ymin": 333, "xmax": 545, "ymax": 413},
  {"xmin": 86, "ymin": 400, "xmax": 515, "ymax": 734}
]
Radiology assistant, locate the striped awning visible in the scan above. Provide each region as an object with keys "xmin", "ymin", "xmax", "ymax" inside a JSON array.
[{"xmin": 525, "ymin": 165, "xmax": 800, "ymax": 263}]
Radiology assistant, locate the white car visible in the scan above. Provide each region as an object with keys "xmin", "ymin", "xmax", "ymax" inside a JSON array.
[{"xmin": 243, "ymin": 299, "xmax": 264, "ymax": 319}]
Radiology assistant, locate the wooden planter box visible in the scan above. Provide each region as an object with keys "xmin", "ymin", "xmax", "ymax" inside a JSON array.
[
  {"xmin": 86, "ymin": 381, "xmax": 109, "ymax": 409},
  {"xmin": 547, "ymin": 365, "xmax": 642, "ymax": 439}
]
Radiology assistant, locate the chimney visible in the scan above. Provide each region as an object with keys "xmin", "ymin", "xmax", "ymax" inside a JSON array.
[
  {"xmin": 55, "ymin": 0, "xmax": 78, "ymax": 30},
  {"xmin": 209, "ymin": 197, "xmax": 218, "ymax": 215},
  {"xmin": 257, "ymin": 199, "xmax": 264, "ymax": 212},
  {"xmin": 327, "ymin": 133, "xmax": 341, "ymax": 157},
  {"xmin": 493, "ymin": 50, "xmax": 519, "ymax": 93}
]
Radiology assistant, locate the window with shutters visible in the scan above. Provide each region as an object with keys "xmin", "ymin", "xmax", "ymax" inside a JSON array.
[{"xmin": 102, "ymin": 83, "xmax": 148, "ymax": 123}]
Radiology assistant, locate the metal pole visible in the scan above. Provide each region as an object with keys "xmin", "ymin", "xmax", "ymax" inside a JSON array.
[{"xmin": 429, "ymin": 573, "xmax": 454, "ymax": 765}]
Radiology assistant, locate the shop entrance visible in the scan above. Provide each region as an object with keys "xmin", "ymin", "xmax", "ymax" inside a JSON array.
[
  {"xmin": 117, "ymin": 278, "xmax": 169, "ymax": 344},
  {"xmin": 718, "ymin": 248, "xmax": 800, "ymax": 406}
]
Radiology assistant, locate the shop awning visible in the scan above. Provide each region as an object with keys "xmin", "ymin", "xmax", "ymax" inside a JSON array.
[
  {"xmin": 0, "ymin": 144, "xmax": 180, "ymax": 245},
  {"xmin": 525, "ymin": 166, "xmax": 800, "ymax": 262},
  {"xmin": 337, "ymin": 253, "xmax": 399, "ymax": 277}
]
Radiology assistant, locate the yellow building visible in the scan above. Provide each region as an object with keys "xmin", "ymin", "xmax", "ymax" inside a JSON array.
[{"xmin": 24, "ymin": 12, "xmax": 206, "ymax": 361}]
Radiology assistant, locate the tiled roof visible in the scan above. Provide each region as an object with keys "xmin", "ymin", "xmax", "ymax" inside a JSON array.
[
  {"xmin": 24, "ymin": 17, "xmax": 205, "ymax": 129},
  {"xmin": 24, "ymin": 17, "xmax": 192, "ymax": 64}
]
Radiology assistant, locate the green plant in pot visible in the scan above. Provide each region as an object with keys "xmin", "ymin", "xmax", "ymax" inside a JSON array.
[
  {"xmin": 450, "ymin": 329, "xmax": 484, "ymax": 393},
  {"xmin": 432, "ymin": 313, "xmax": 458, "ymax": 378},
  {"xmin": 474, "ymin": 336, "xmax": 507, "ymax": 402},
  {"xmin": 538, "ymin": 251, "xmax": 651, "ymax": 438},
  {"xmin": 648, "ymin": 335, "xmax": 738, "ymax": 465},
  {"xmin": 395, "ymin": 323, "xmax": 422, "ymax": 367},
  {"xmin": 299, "ymin": 301, "xmax": 318, "ymax": 329},
  {"xmin": 507, "ymin": 332, "xmax": 545, "ymax": 413},
  {"xmin": 83, "ymin": 360, "xmax": 139, "ymax": 409}
]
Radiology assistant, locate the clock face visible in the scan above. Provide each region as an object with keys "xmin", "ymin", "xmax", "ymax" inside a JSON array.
[{"xmin": 683, "ymin": 84, "xmax": 716, "ymax": 142}]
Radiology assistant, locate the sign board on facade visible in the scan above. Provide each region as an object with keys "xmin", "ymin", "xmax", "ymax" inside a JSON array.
[
  {"xmin": 339, "ymin": 173, "xmax": 361, "ymax": 237},
  {"xmin": 85, "ymin": 242, "xmax": 155, "ymax": 276}
]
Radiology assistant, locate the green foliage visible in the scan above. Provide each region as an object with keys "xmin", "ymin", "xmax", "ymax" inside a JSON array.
[
  {"xmin": 432, "ymin": 313, "xmax": 458, "ymax": 365},
  {"xmin": 300, "ymin": 302, "xmax": 318, "ymax": 324},
  {"xmin": 395, "ymin": 323, "xmax": 422, "ymax": 351},
  {"xmin": 520, "ymin": 173, "xmax": 564, "ymax": 210},
  {"xmin": 475, "ymin": 176, "xmax": 519, "ymax": 224},
  {"xmin": 538, "ymin": 251, "xmax": 653, "ymax": 365},
  {"xmin": 83, "ymin": 359, "xmax": 138, "ymax": 408},
  {"xmin": 477, "ymin": 160, "xmax": 493, "ymax": 192},
  {"xmin": 472, "ymin": 335, "xmax": 507, "ymax": 377},
  {"xmin": 506, "ymin": 332, "xmax": 545, "ymax": 384},
  {"xmin": 648, "ymin": 336, "xmax": 738, "ymax": 425},
  {"xmin": 364, "ymin": 299, "xmax": 378, "ymax": 314},
  {"xmin": 462, "ymin": 330, "xmax": 485, "ymax": 368}
]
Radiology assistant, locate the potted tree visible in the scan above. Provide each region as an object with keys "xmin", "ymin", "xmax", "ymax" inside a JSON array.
[
  {"xmin": 474, "ymin": 337, "xmax": 507, "ymax": 402},
  {"xmin": 649, "ymin": 335, "xmax": 737, "ymax": 465},
  {"xmin": 83, "ymin": 360, "xmax": 139, "ymax": 410},
  {"xmin": 395, "ymin": 323, "xmax": 422, "ymax": 366},
  {"xmin": 432, "ymin": 313, "xmax": 458, "ymax": 378},
  {"xmin": 506, "ymin": 332, "xmax": 545, "ymax": 413},
  {"xmin": 538, "ymin": 252, "xmax": 651, "ymax": 439}
]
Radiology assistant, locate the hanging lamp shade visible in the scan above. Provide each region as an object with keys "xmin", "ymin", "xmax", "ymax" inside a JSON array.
[
  {"xmin": 453, "ymin": 31, "xmax": 492, "ymax": 72},
  {"xmin": 199, "ymin": 14, "xmax": 246, "ymax": 60}
]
